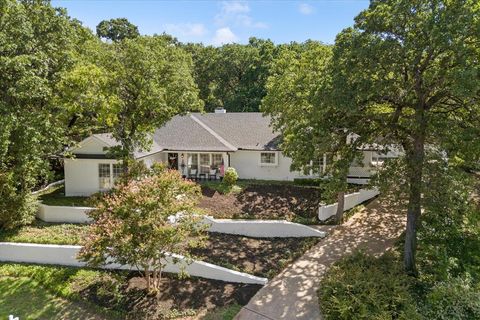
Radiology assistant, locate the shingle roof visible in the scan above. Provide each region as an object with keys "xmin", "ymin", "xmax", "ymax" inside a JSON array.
[
  {"xmin": 190, "ymin": 113, "xmax": 280, "ymax": 151},
  {"xmin": 84, "ymin": 113, "xmax": 282, "ymax": 158}
]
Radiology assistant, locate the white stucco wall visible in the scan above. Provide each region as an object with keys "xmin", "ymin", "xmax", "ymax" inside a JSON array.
[
  {"xmin": 72, "ymin": 137, "xmax": 108, "ymax": 154},
  {"xmin": 229, "ymin": 150, "xmax": 312, "ymax": 181},
  {"xmin": 0, "ymin": 242, "xmax": 267, "ymax": 285},
  {"xmin": 64, "ymin": 158, "xmax": 119, "ymax": 196},
  {"xmin": 203, "ymin": 216, "xmax": 325, "ymax": 238},
  {"xmin": 139, "ymin": 152, "xmax": 167, "ymax": 168},
  {"xmin": 37, "ymin": 204, "xmax": 93, "ymax": 223}
]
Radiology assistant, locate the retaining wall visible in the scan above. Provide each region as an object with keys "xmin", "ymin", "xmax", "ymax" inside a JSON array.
[
  {"xmin": 37, "ymin": 204, "xmax": 93, "ymax": 224},
  {"xmin": 318, "ymin": 189, "xmax": 379, "ymax": 221},
  {"xmin": 203, "ymin": 216, "xmax": 326, "ymax": 238},
  {"xmin": 0, "ymin": 242, "xmax": 267, "ymax": 285},
  {"xmin": 37, "ymin": 206, "xmax": 326, "ymax": 238}
]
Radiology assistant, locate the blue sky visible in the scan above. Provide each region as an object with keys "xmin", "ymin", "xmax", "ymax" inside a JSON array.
[{"xmin": 51, "ymin": 0, "xmax": 370, "ymax": 45}]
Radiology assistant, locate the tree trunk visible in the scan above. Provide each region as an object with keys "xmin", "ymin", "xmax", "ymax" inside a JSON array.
[
  {"xmin": 335, "ymin": 191, "xmax": 345, "ymax": 224},
  {"xmin": 404, "ymin": 131, "xmax": 426, "ymax": 275}
]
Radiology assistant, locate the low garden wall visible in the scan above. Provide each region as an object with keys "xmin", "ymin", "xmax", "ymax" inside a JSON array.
[
  {"xmin": 0, "ymin": 242, "xmax": 267, "ymax": 285},
  {"xmin": 203, "ymin": 216, "xmax": 326, "ymax": 238},
  {"xmin": 37, "ymin": 205, "xmax": 326, "ymax": 238},
  {"xmin": 37, "ymin": 204, "xmax": 93, "ymax": 224},
  {"xmin": 318, "ymin": 189, "xmax": 379, "ymax": 221}
]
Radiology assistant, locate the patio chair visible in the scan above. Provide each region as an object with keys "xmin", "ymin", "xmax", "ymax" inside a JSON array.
[
  {"xmin": 188, "ymin": 169, "xmax": 197, "ymax": 180},
  {"xmin": 209, "ymin": 169, "xmax": 217, "ymax": 180}
]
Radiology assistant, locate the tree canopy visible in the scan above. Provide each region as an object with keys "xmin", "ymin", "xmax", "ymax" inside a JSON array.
[{"xmin": 96, "ymin": 18, "xmax": 139, "ymax": 42}]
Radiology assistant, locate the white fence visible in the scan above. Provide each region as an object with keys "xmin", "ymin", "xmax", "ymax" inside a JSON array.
[
  {"xmin": 203, "ymin": 216, "xmax": 325, "ymax": 238},
  {"xmin": 318, "ymin": 189, "xmax": 379, "ymax": 221},
  {"xmin": 37, "ymin": 204, "xmax": 93, "ymax": 224},
  {"xmin": 0, "ymin": 242, "xmax": 267, "ymax": 285}
]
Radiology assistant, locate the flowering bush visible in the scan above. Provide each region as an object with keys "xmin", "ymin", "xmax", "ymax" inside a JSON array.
[{"xmin": 79, "ymin": 169, "xmax": 207, "ymax": 294}]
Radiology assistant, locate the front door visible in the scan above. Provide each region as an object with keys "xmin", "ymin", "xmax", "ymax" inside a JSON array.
[{"xmin": 168, "ymin": 153, "xmax": 178, "ymax": 170}]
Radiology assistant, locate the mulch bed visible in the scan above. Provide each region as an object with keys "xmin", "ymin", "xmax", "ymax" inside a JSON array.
[
  {"xmin": 198, "ymin": 184, "xmax": 322, "ymax": 221},
  {"xmin": 193, "ymin": 233, "xmax": 320, "ymax": 278},
  {"xmin": 78, "ymin": 233, "xmax": 320, "ymax": 319}
]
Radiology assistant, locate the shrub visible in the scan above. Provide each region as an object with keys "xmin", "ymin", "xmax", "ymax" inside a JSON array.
[
  {"xmin": 420, "ymin": 277, "xmax": 480, "ymax": 320},
  {"xmin": 319, "ymin": 251, "xmax": 420, "ymax": 320},
  {"xmin": 223, "ymin": 167, "xmax": 238, "ymax": 186},
  {"xmin": 0, "ymin": 171, "xmax": 37, "ymax": 229}
]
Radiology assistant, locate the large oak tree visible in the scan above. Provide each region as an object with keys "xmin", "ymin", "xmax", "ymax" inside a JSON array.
[{"xmin": 330, "ymin": 0, "xmax": 480, "ymax": 273}]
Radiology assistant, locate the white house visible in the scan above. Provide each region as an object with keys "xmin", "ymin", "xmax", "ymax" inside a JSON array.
[{"xmin": 64, "ymin": 110, "xmax": 398, "ymax": 196}]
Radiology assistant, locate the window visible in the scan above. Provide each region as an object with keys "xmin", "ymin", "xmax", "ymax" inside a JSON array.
[
  {"xmin": 200, "ymin": 154, "xmax": 210, "ymax": 174},
  {"xmin": 187, "ymin": 153, "xmax": 198, "ymax": 174},
  {"xmin": 371, "ymin": 152, "xmax": 389, "ymax": 166},
  {"xmin": 260, "ymin": 152, "xmax": 277, "ymax": 166},
  {"xmin": 212, "ymin": 154, "xmax": 223, "ymax": 169},
  {"xmin": 112, "ymin": 164, "xmax": 123, "ymax": 183},
  {"xmin": 99, "ymin": 164, "xmax": 111, "ymax": 190}
]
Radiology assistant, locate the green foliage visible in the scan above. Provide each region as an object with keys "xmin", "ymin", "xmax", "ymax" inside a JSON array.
[
  {"xmin": 37, "ymin": 185, "xmax": 90, "ymax": 207},
  {"xmin": 185, "ymin": 38, "xmax": 277, "ymax": 112},
  {"xmin": 0, "ymin": 277, "xmax": 104, "ymax": 319},
  {"xmin": 319, "ymin": 251, "xmax": 420, "ymax": 320},
  {"xmin": 0, "ymin": 171, "xmax": 37, "ymax": 229},
  {"xmin": 79, "ymin": 169, "xmax": 207, "ymax": 293},
  {"xmin": 329, "ymin": 0, "xmax": 480, "ymax": 272},
  {"xmin": 0, "ymin": 0, "xmax": 92, "ymax": 229},
  {"xmin": 96, "ymin": 18, "xmax": 139, "ymax": 41},
  {"xmin": 420, "ymin": 277, "xmax": 480, "ymax": 320},
  {"xmin": 205, "ymin": 303, "xmax": 242, "ymax": 320},
  {"xmin": 0, "ymin": 220, "xmax": 87, "ymax": 245},
  {"xmin": 223, "ymin": 167, "xmax": 238, "ymax": 186},
  {"xmin": 103, "ymin": 36, "xmax": 203, "ymax": 163}
]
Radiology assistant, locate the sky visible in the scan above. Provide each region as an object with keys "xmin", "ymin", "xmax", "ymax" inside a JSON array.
[{"xmin": 51, "ymin": 0, "xmax": 370, "ymax": 45}]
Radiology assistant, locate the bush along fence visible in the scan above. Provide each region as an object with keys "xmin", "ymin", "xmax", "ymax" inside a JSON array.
[
  {"xmin": 318, "ymin": 189, "xmax": 379, "ymax": 221},
  {"xmin": 0, "ymin": 242, "xmax": 268, "ymax": 285}
]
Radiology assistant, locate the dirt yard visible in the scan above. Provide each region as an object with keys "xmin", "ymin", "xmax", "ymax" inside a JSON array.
[
  {"xmin": 198, "ymin": 184, "xmax": 322, "ymax": 222},
  {"xmin": 194, "ymin": 233, "xmax": 320, "ymax": 279},
  {"xmin": 77, "ymin": 233, "xmax": 320, "ymax": 319}
]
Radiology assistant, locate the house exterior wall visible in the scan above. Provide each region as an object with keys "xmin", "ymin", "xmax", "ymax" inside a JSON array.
[
  {"xmin": 139, "ymin": 152, "xmax": 167, "ymax": 168},
  {"xmin": 72, "ymin": 137, "xmax": 108, "ymax": 154},
  {"xmin": 64, "ymin": 158, "xmax": 119, "ymax": 196},
  {"xmin": 229, "ymin": 150, "xmax": 313, "ymax": 181}
]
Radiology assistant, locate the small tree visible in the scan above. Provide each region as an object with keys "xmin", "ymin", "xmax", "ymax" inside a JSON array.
[{"xmin": 79, "ymin": 169, "xmax": 207, "ymax": 294}]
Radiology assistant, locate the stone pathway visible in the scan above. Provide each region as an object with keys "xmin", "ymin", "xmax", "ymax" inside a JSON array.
[{"xmin": 235, "ymin": 198, "xmax": 406, "ymax": 320}]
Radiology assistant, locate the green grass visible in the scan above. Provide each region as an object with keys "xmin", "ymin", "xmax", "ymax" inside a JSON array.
[
  {"xmin": 0, "ymin": 263, "xmax": 124, "ymax": 319},
  {"xmin": 204, "ymin": 304, "xmax": 242, "ymax": 320},
  {"xmin": 37, "ymin": 185, "xmax": 90, "ymax": 207},
  {"xmin": 0, "ymin": 277, "xmax": 106, "ymax": 320},
  {"xmin": 0, "ymin": 220, "xmax": 88, "ymax": 245}
]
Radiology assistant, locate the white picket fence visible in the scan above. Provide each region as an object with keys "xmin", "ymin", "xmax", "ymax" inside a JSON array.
[
  {"xmin": 318, "ymin": 189, "xmax": 379, "ymax": 221},
  {"xmin": 0, "ymin": 242, "xmax": 267, "ymax": 285}
]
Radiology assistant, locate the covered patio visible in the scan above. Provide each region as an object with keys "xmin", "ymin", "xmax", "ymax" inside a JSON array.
[{"xmin": 166, "ymin": 151, "xmax": 228, "ymax": 180}]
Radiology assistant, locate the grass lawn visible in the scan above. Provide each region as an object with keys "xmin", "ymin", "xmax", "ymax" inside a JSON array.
[
  {"xmin": 37, "ymin": 185, "xmax": 90, "ymax": 207},
  {"xmin": 0, "ymin": 277, "xmax": 108, "ymax": 320},
  {"xmin": 0, "ymin": 219, "xmax": 88, "ymax": 245}
]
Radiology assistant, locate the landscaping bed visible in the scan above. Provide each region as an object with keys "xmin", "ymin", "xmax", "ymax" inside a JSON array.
[
  {"xmin": 0, "ymin": 263, "xmax": 260, "ymax": 319},
  {"xmin": 1, "ymin": 222, "xmax": 320, "ymax": 279},
  {"xmin": 198, "ymin": 183, "xmax": 322, "ymax": 224}
]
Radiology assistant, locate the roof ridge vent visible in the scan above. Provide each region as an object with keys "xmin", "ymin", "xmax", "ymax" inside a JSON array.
[{"xmin": 214, "ymin": 107, "xmax": 227, "ymax": 114}]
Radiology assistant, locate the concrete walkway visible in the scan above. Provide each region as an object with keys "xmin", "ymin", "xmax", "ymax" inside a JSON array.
[{"xmin": 235, "ymin": 198, "xmax": 406, "ymax": 320}]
